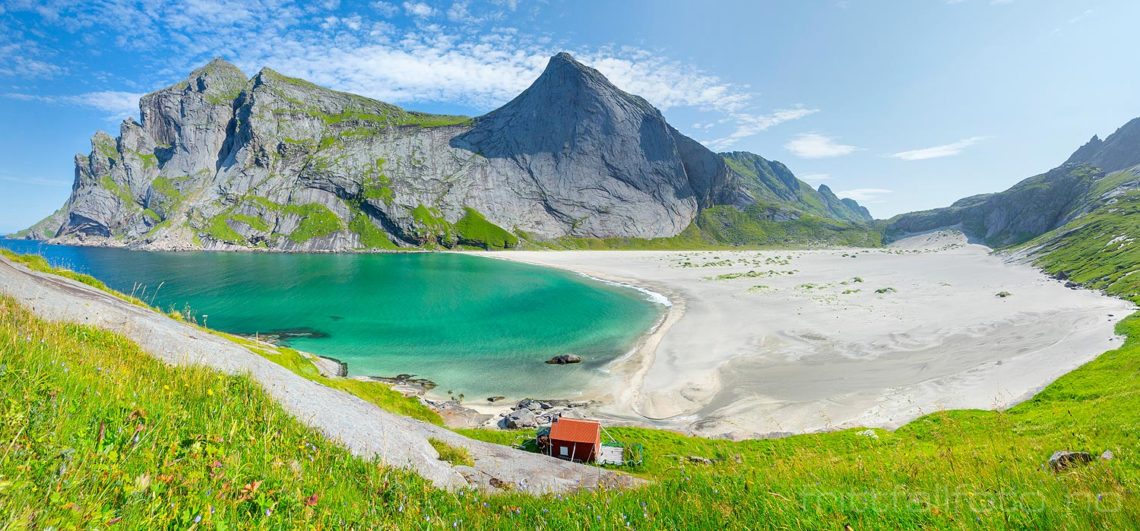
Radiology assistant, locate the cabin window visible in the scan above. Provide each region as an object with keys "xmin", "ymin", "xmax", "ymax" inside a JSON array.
[{"xmin": 559, "ymin": 446, "xmax": 568, "ymax": 456}]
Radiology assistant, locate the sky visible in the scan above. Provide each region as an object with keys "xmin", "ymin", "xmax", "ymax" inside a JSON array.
[{"xmin": 1, "ymin": 0, "xmax": 1138, "ymax": 233}]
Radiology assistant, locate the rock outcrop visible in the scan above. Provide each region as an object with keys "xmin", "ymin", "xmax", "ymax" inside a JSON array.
[{"xmin": 20, "ymin": 53, "xmax": 872, "ymax": 251}]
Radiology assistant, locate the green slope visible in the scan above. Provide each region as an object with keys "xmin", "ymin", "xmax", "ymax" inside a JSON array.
[{"xmin": 3, "ymin": 256, "xmax": 1139, "ymax": 528}]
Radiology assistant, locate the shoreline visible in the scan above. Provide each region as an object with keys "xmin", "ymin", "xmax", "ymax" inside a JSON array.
[
  {"xmin": 6, "ymin": 235, "xmax": 1134, "ymax": 440},
  {"xmin": 483, "ymin": 232, "xmax": 1135, "ymax": 438},
  {"xmin": 466, "ymin": 251, "xmax": 687, "ymax": 426}
]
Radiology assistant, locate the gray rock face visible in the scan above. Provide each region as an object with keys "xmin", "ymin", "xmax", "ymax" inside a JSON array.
[
  {"xmin": 887, "ymin": 164, "xmax": 1103, "ymax": 246},
  {"xmin": 720, "ymin": 151, "xmax": 873, "ymax": 222},
  {"xmin": 1064, "ymin": 118, "xmax": 1140, "ymax": 174},
  {"xmin": 22, "ymin": 53, "xmax": 872, "ymax": 250}
]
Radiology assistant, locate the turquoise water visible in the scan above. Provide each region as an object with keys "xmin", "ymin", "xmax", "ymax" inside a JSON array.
[{"xmin": 0, "ymin": 240, "xmax": 662, "ymax": 399}]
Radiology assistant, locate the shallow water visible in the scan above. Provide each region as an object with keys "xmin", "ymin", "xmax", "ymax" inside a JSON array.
[{"xmin": 0, "ymin": 240, "xmax": 662, "ymax": 399}]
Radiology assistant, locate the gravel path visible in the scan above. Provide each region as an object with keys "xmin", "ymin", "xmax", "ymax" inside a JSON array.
[{"xmin": 0, "ymin": 255, "xmax": 640, "ymax": 494}]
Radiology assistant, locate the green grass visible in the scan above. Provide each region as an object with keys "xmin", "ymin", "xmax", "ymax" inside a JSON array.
[
  {"xmin": 411, "ymin": 205, "xmax": 454, "ymax": 247},
  {"xmin": 2, "ymin": 251, "xmax": 1140, "ymax": 527},
  {"xmin": 348, "ymin": 212, "xmax": 397, "ymax": 250},
  {"xmin": 217, "ymin": 334, "xmax": 442, "ymax": 425},
  {"xmin": 547, "ymin": 205, "xmax": 883, "ymax": 251},
  {"xmin": 149, "ymin": 177, "xmax": 184, "ymax": 201},
  {"xmin": 1024, "ymin": 186, "xmax": 1140, "ymax": 301},
  {"xmin": 454, "ymin": 208, "xmax": 518, "ymax": 250},
  {"xmin": 285, "ymin": 204, "xmax": 342, "ymax": 244},
  {"xmin": 427, "ymin": 438, "xmax": 474, "ymax": 467},
  {"xmin": 204, "ymin": 214, "xmax": 247, "ymax": 245},
  {"xmin": 229, "ymin": 214, "xmax": 270, "ymax": 233},
  {"xmin": 396, "ymin": 113, "xmax": 473, "ymax": 128},
  {"xmin": 99, "ymin": 176, "xmax": 136, "ymax": 206},
  {"xmin": 360, "ymin": 158, "xmax": 394, "ymax": 205}
]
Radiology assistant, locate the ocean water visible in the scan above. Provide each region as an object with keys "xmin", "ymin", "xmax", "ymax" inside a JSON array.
[{"xmin": 0, "ymin": 240, "xmax": 662, "ymax": 399}]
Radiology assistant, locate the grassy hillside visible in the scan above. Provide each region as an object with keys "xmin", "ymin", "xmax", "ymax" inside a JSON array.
[
  {"xmin": 1021, "ymin": 168, "xmax": 1140, "ymax": 301},
  {"xmin": 544, "ymin": 205, "xmax": 883, "ymax": 250},
  {"xmin": 2, "ymin": 257, "xmax": 1139, "ymax": 527}
]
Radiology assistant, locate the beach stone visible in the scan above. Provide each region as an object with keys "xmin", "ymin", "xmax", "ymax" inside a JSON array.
[
  {"xmin": 486, "ymin": 396, "xmax": 506, "ymax": 403},
  {"xmin": 1049, "ymin": 451, "xmax": 1093, "ymax": 471},
  {"xmin": 1101, "ymin": 450, "xmax": 1114, "ymax": 461},
  {"xmin": 503, "ymin": 409, "xmax": 537, "ymax": 429},
  {"xmin": 545, "ymin": 354, "xmax": 583, "ymax": 365}
]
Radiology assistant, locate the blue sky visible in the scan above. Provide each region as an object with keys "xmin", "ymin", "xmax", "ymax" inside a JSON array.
[{"xmin": 1, "ymin": 0, "xmax": 1137, "ymax": 233}]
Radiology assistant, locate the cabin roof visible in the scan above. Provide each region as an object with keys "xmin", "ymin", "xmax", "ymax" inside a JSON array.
[{"xmin": 549, "ymin": 418, "xmax": 601, "ymax": 444}]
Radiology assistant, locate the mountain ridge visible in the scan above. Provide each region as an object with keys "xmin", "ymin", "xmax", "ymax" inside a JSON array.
[
  {"xmin": 17, "ymin": 53, "xmax": 873, "ymax": 250},
  {"xmin": 886, "ymin": 116, "xmax": 1140, "ymax": 248}
]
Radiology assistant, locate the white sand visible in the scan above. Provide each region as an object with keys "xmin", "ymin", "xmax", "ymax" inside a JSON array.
[{"xmin": 488, "ymin": 231, "xmax": 1134, "ymax": 439}]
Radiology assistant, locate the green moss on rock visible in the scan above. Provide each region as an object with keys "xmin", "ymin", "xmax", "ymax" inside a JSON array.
[{"xmin": 454, "ymin": 208, "xmax": 518, "ymax": 250}]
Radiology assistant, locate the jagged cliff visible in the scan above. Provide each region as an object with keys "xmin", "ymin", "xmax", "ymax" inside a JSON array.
[
  {"xmin": 20, "ymin": 53, "xmax": 872, "ymax": 251},
  {"xmin": 886, "ymin": 117, "xmax": 1140, "ymax": 247}
]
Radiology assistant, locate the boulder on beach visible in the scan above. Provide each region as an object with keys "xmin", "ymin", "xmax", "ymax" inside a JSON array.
[
  {"xmin": 503, "ymin": 409, "xmax": 538, "ymax": 429},
  {"xmin": 546, "ymin": 354, "xmax": 583, "ymax": 365}
]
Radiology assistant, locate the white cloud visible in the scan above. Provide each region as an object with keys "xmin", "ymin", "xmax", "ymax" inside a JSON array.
[
  {"xmin": 403, "ymin": 1, "xmax": 435, "ymax": 17},
  {"xmin": 784, "ymin": 133, "xmax": 859, "ymax": 158},
  {"xmin": 3, "ymin": 91, "xmax": 142, "ymax": 120},
  {"xmin": 836, "ymin": 188, "xmax": 892, "ymax": 203},
  {"xmin": 0, "ymin": 175, "xmax": 70, "ymax": 186},
  {"xmin": 799, "ymin": 173, "xmax": 831, "ymax": 183},
  {"xmin": 889, "ymin": 136, "xmax": 985, "ymax": 161},
  {"xmin": 0, "ymin": 39, "xmax": 65, "ymax": 79},
  {"xmin": 70, "ymin": 91, "xmax": 144, "ymax": 117},
  {"xmin": 371, "ymin": 1, "xmax": 399, "ymax": 16},
  {"xmin": 4, "ymin": 0, "xmax": 803, "ymax": 142},
  {"xmin": 704, "ymin": 107, "xmax": 818, "ymax": 150}
]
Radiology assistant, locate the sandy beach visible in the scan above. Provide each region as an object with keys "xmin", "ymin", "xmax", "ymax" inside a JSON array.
[{"xmin": 488, "ymin": 231, "xmax": 1135, "ymax": 439}]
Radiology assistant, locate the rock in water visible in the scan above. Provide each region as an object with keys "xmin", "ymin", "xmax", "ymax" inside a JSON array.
[
  {"xmin": 19, "ymin": 53, "xmax": 872, "ymax": 250},
  {"xmin": 1048, "ymin": 451, "xmax": 1093, "ymax": 471},
  {"xmin": 545, "ymin": 354, "xmax": 583, "ymax": 365}
]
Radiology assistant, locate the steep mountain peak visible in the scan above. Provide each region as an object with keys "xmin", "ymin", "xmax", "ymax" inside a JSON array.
[{"xmin": 1063, "ymin": 116, "xmax": 1140, "ymax": 173}]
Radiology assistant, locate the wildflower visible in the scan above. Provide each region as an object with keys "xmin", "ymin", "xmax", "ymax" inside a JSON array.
[{"xmin": 193, "ymin": 515, "xmax": 202, "ymax": 524}]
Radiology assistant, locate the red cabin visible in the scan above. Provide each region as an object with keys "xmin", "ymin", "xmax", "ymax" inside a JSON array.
[{"xmin": 547, "ymin": 418, "xmax": 601, "ymax": 463}]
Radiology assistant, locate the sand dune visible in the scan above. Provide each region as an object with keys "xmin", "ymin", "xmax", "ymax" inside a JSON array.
[{"xmin": 491, "ymin": 231, "xmax": 1133, "ymax": 439}]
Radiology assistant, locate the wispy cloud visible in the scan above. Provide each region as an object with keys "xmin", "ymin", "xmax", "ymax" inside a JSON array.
[
  {"xmin": 889, "ymin": 136, "xmax": 985, "ymax": 161},
  {"xmin": 799, "ymin": 173, "xmax": 831, "ymax": 184},
  {"xmin": 704, "ymin": 107, "xmax": 818, "ymax": 150},
  {"xmin": 0, "ymin": 175, "xmax": 70, "ymax": 187},
  {"xmin": 784, "ymin": 133, "xmax": 859, "ymax": 159},
  {"xmin": 836, "ymin": 188, "xmax": 892, "ymax": 203},
  {"xmin": 402, "ymin": 1, "xmax": 435, "ymax": 17},
  {"xmin": 4, "ymin": 91, "xmax": 143, "ymax": 120},
  {"xmin": 4, "ymin": 0, "xmax": 808, "ymax": 144}
]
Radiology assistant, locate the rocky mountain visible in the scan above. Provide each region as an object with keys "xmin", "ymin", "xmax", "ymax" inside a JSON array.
[
  {"xmin": 18, "ymin": 53, "xmax": 872, "ymax": 251},
  {"xmin": 886, "ymin": 117, "xmax": 1140, "ymax": 248},
  {"xmin": 721, "ymin": 151, "xmax": 871, "ymax": 222}
]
